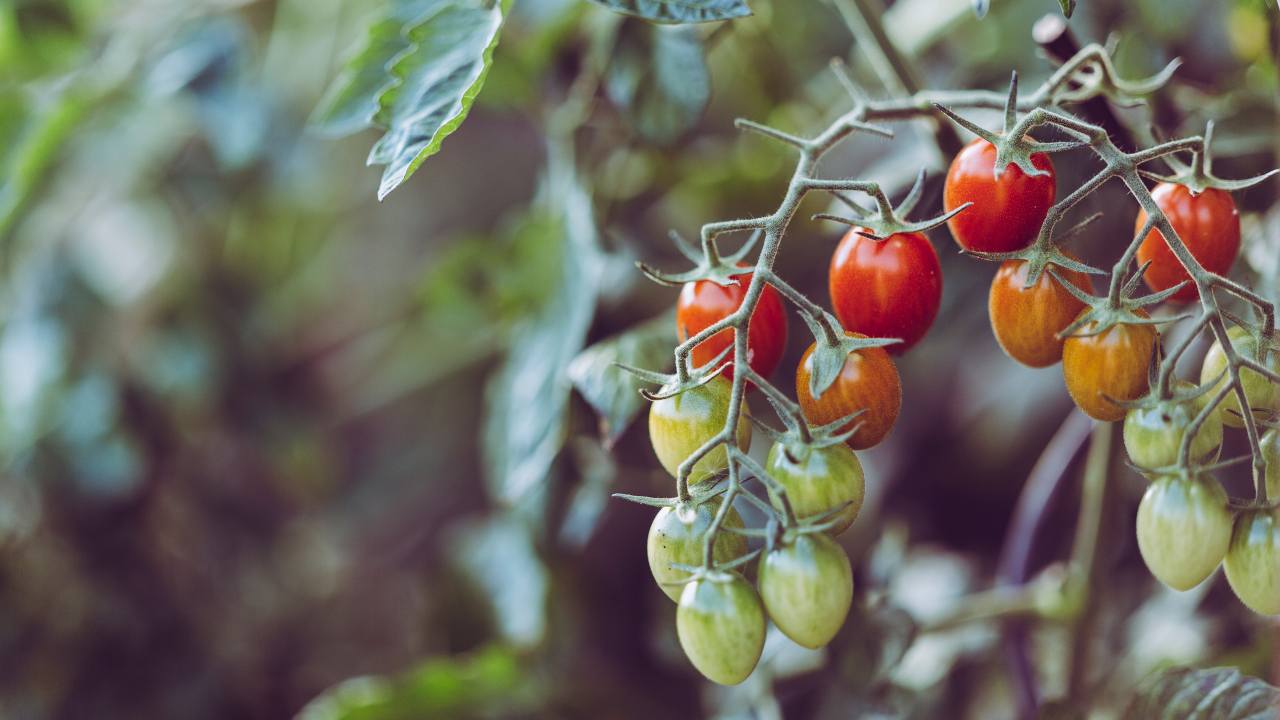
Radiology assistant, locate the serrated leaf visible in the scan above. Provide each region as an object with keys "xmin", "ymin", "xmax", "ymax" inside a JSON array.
[
  {"xmin": 1123, "ymin": 667, "xmax": 1280, "ymax": 720},
  {"xmin": 567, "ymin": 312, "xmax": 675, "ymax": 446},
  {"xmin": 587, "ymin": 0, "xmax": 751, "ymax": 24},
  {"xmin": 605, "ymin": 21, "xmax": 709, "ymax": 144}
]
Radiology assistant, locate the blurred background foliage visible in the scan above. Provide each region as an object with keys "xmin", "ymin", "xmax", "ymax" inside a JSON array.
[{"xmin": 0, "ymin": 0, "xmax": 1277, "ymax": 718}]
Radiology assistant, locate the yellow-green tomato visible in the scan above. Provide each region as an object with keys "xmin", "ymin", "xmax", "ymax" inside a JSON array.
[
  {"xmin": 647, "ymin": 499, "xmax": 747, "ymax": 602},
  {"xmin": 1200, "ymin": 326, "xmax": 1280, "ymax": 428},
  {"xmin": 1262, "ymin": 428, "xmax": 1280, "ymax": 501},
  {"xmin": 1223, "ymin": 509, "xmax": 1280, "ymax": 615},
  {"xmin": 757, "ymin": 533, "xmax": 853, "ymax": 649},
  {"xmin": 649, "ymin": 376, "xmax": 752, "ymax": 484},
  {"xmin": 1122, "ymin": 388, "xmax": 1223, "ymax": 470},
  {"xmin": 1136, "ymin": 474, "xmax": 1233, "ymax": 591},
  {"xmin": 676, "ymin": 571, "xmax": 766, "ymax": 685},
  {"xmin": 764, "ymin": 442, "xmax": 865, "ymax": 534}
]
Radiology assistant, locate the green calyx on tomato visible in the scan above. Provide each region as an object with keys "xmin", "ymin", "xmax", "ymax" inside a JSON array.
[
  {"xmin": 1136, "ymin": 472, "xmax": 1233, "ymax": 591},
  {"xmin": 1199, "ymin": 325, "xmax": 1280, "ymax": 428},
  {"xmin": 1122, "ymin": 381, "xmax": 1223, "ymax": 470},
  {"xmin": 764, "ymin": 440, "xmax": 864, "ymax": 534},
  {"xmin": 676, "ymin": 570, "xmax": 766, "ymax": 685},
  {"xmin": 1223, "ymin": 508, "xmax": 1280, "ymax": 615},
  {"xmin": 647, "ymin": 497, "xmax": 748, "ymax": 602},
  {"xmin": 757, "ymin": 531, "xmax": 853, "ymax": 649},
  {"xmin": 647, "ymin": 374, "xmax": 752, "ymax": 485}
]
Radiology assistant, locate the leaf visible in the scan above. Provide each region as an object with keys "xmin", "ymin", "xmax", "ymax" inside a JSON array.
[
  {"xmin": 586, "ymin": 0, "xmax": 751, "ymax": 24},
  {"xmin": 1123, "ymin": 667, "xmax": 1280, "ymax": 720},
  {"xmin": 605, "ymin": 21, "xmax": 710, "ymax": 145},
  {"xmin": 310, "ymin": 0, "xmax": 511, "ymax": 199},
  {"xmin": 1058, "ymin": 0, "xmax": 1076, "ymax": 17},
  {"xmin": 448, "ymin": 517, "xmax": 549, "ymax": 648},
  {"xmin": 566, "ymin": 312, "xmax": 675, "ymax": 446}
]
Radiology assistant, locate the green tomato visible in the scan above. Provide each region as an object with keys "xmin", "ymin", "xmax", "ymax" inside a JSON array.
[
  {"xmin": 1223, "ymin": 509, "xmax": 1280, "ymax": 615},
  {"xmin": 676, "ymin": 571, "xmax": 766, "ymax": 685},
  {"xmin": 1136, "ymin": 474, "xmax": 1233, "ymax": 591},
  {"xmin": 1122, "ymin": 385, "xmax": 1223, "ymax": 469},
  {"xmin": 649, "ymin": 376, "xmax": 752, "ymax": 484},
  {"xmin": 1262, "ymin": 429, "xmax": 1280, "ymax": 501},
  {"xmin": 765, "ymin": 441, "xmax": 865, "ymax": 534},
  {"xmin": 1199, "ymin": 326, "xmax": 1280, "ymax": 428},
  {"xmin": 647, "ymin": 498, "xmax": 747, "ymax": 602},
  {"xmin": 757, "ymin": 532, "xmax": 853, "ymax": 649}
]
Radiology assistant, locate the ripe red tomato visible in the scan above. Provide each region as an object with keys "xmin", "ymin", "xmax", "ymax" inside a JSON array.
[
  {"xmin": 988, "ymin": 258, "xmax": 1091, "ymax": 368},
  {"xmin": 828, "ymin": 229, "xmax": 941, "ymax": 354},
  {"xmin": 677, "ymin": 269, "xmax": 787, "ymax": 381},
  {"xmin": 1061, "ymin": 311, "xmax": 1157, "ymax": 422},
  {"xmin": 1135, "ymin": 184, "xmax": 1240, "ymax": 302},
  {"xmin": 795, "ymin": 333, "xmax": 901, "ymax": 450},
  {"xmin": 943, "ymin": 138, "xmax": 1056, "ymax": 253}
]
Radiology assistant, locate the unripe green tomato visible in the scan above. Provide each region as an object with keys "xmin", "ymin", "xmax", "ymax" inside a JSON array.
[
  {"xmin": 1136, "ymin": 474, "xmax": 1233, "ymax": 591},
  {"xmin": 676, "ymin": 571, "xmax": 766, "ymax": 685},
  {"xmin": 648, "ymin": 376, "xmax": 752, "ymax": 484},
  {"xmin": 1199, "ymin": 327, "xmax": 1280, "ymax": 428},
  {"xmin": 764, "ymin": 442, "xmax": 865, "ymax": 534},
  {"xmin": 1122, "ymin": 385, "xmax": 1223, "ymax": 469},
  {"xmin": 1223, "ymin": 509, "xmax": 1280, "ymax": 615},
  {"xmin": 757, "ymin": 533, "xmax": 853, "ymax": 649},
  {"xmin": 1262, "ymin": 428, "xmax": 1280, "ymax": 501},
  {"xmin": 647, "ymin": 499, "xmax": 747, "ymax": 602}
]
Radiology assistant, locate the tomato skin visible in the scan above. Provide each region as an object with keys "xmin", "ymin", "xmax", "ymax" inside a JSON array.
[
  {"xmin": 677, "ymin": 270, "xmax": 788, "ymax": 381},
  {"xmin": 943, "ymin": 138, "xmax": 1056, "ymax": 253},
  {"xmin": 1199, "ymin": 326, "xmax": 1279, "ymax": 428},
  {"xmin": 828, "ymin": 229, "xmax": 941, "ymax": 354},
  {"xmin": 1136, "ymin": 474, "xmax": 1233, "ymax": 591},
  {"xmin": 1062, "ymin": 312, "xmax": 1157, "ymax": 422},
  {"xmin": 1135, "ymin": 185, "xmax": 1240, "ymax": 302},
  {"xmin": 1122, "ymin": 382, "xmax": 1223, "ymax": 469},
  {"xmin": 647, "ymin": 499, "xmax": 748, "ymax": 602},
  {"xmin": 988, "ymin": 259, "xmax": 1092, "ymax": 367},
  {"xmin": 1223, "ymin": 509, "xmax": 1280, "ymax": 615},
  {"xmin": 795, "ymin": 333, "xmax": 901, "ymax": 450},
  {"xmin": 676, "ymin": 571, "xmax": 766, "ymax": 685},
  {"xmin": 757, "ymin": 533, "xmax": 853, "ymax": 649},
  {"xmin": 648, "ymin": 376, "xmax": 752, "ymax": 484},
  {"xmin": 765, "ymin": 441, "xmax": 864, "ymax": 534},
  {"xmin": 1261, "ymin": 429, "xmax": 1280, "ymax": 500}
]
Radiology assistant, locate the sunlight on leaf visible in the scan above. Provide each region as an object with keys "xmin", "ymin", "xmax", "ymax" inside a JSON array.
[{"xmin": 587, "ymin": 0, "xmax": 751, "ymax": 24}]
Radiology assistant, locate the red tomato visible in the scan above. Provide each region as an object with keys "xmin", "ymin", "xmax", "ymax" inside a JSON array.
[
  {"xmin": 828, "ymin": 229, "xmax": 942, "ymax": 354},
  {"xmin": 1135, "ymin": 184, "xmax": 1240, "ymax": 302},
  {"xmin": 795, "ymin": 333, "xmax": 901, "ymax": 450},
  {"xmin": 988, "ymin": 258, "xmax": 1092, "ymax": 368},
  {"xmin": 943, "ymin": 138, "xmax": 1056, "ymax": 253},
  {"xmin": 677, "ymin": 270, "xmax": 788, "ymax": 381}
]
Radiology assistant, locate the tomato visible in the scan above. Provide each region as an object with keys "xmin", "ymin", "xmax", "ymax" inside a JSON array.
[
  {"xmin": 1122, "ymin": 382, "xmax": 1223, "ymax": 469},
  {"xmin": 988, "ymin": 258, "xmax": 1091, "ymax": 368},
  {"xmin": 757, "ymin": 532, "xmax": 853, "ymax": 649},
  {"xmin": 1262, "ymin": 428, "xmax": 1280, "ymax": 500},
  {"xmin": 1135, "ymin": 184, "xmax": 1240, "ymax": 302},
  {"xmin": 828, "ymin": 229, "xmax": 941, "ymax": 354},
  {"xmin": 1199, "ymin": 326, "xmax": 1279, "ymax": 428},
  {"xmin": 1136, "ymin": 473, "xmax": 1233, "ymax": 591},
  {"xmin": 1223, "ymin": 509, "xmax": 1280, "ymax": 615},
  {"xmin": 1062, "ymin": 312, "xmax": 1157, "ymax": 422},
  {"xmin": 943, "ymin": 138, "xmax": 1056, "ymax": 253},
  {"xmin": 795, "ymin": 333, "xmax": 901, "ymax": 450},
  {"xmin": 677, "ymin": 270, "xmax": 787, "ymax": 381},
  {"xmin": 647, "ymin": 498, "xmax": 748, "ymax": 602},
  {"xmin": 764, "ymin": 441, "xmax": 864, "ymax": 534},
  {"xmin": 649, "ymin": 376, "xmax": 752, "ymax": 484},
  {"xmin": 676, "ymin": 571, "xmax": 766, "ymax": 685}
]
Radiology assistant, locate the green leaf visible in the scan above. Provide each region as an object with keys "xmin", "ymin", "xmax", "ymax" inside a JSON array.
[
  {"xmin": 310, "ymin": 0, "xmax": 511, "ymax": 199},
  {"xmin": 1123, "ymin": 667, "xmax": 1280, "ymax": 719},
  {"xmin": 587, "ymin": 0, "xmax": 751, "ymax": 24},
  {"xmin": 566, "ymin": 312, "xmax": 675, "ymax": 447},
  {"xmin": 605, "ymin": 21, "xmax": 709, "ymax": 144}
]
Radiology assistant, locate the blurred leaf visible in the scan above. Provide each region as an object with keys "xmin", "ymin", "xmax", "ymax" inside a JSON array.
[
  {"xmin": 837, "ymin": 598, "xmax": 919, "ymax": 694},
  {"xmin": 1122, "ymin": 667, "xmax": 1280, "ymax": 719},
  {"xmin": 449, "ymin": 517, "xmax": 550, "ymax": 648},
  {"xmin": 558, "ymin": 436, "xmax": 618, "ymax": 548},
  {"xmin": 605, "ymin": 21, "xmax": 709, "ymax": 144},
  {"xmin": 587, "ymin": 0, "xmax": 751, "ymax": 24},
  {"xmin": 566, "ymin": 312, "xmax": 674, "ymax": 446},
  {"xmin": 295, "ymin": 646, "xmax": 538, "ymax": 720},
  {"xmin": 311, "ymin": 0, "xmax": 512, "ymax": 199},
  {"xmin": 482, "ymin": 148, "xmax": 602, "ymax": 507}
]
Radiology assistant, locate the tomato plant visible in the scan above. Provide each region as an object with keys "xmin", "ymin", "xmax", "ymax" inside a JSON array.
[
  {"xmin": 648, "ymin": 376, "xmax": 752, "ymax": 484},
  {"xmin": 795, "ymin": 334, "xmax": 902, "ymax": 450},
  {"xmin": 1062, "ymin": 313, "xmax": 1158, "ymax": 422},
  {"xmin": 1136, "ymin": 473, "xmax": 1233, "ymax": 591},
  {"xmin": 988, "ymin": 258, "xmax": 1092, "ymax": 367},
  {"xmin": 647, "ymin": 499, "xmax": 747, "ymax": 602},
  {"xmin": 828, "ymin": 228, "xmax": 942, "ymax": 354},
  {"xmin": 757, "ymin": 532, "xmax": 853, "ymax": 649},
  {"xmin": 1199, "ymin": 325, "xmax": 1279, "ymax": 428},
  {"xmin": 675, "ymin": 571, "xmax": 766, "ymax": 685},
  {"xmin": 764, "ymin": 441, "xmax": 864, "ymax": 534},
  {"xmin": 1134, "ymin": 184, "xmax": 1240, "ymax": 302},
  {"xmin": 1122, "ymin": 383, "xmax": 1223, "ymax": 469},
  {"xmin": 1223, "ymin": 509, "xmax": 1280, "ymax": 615},
  {"xmin": 677, "ymin": 270, "xmax": 788, "ymax": 381},
  {"xmin": 943, "ymin": 138, "xmax": 1056, "ymax": 253}
]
